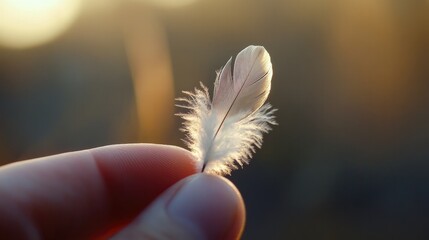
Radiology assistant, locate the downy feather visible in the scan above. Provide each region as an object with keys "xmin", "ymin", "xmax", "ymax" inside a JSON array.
[{"xmin": 177, "ymin": 45, "xmax": 276, "ymax": 175}]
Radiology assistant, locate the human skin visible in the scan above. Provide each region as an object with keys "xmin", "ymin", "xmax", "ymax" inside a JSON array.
[{"xmin": 0, "ymin": 144, "xmax": 245, "ymax": 239}]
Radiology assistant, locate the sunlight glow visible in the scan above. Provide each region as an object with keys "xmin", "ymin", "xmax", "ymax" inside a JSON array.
[{"xmin": 0, "ymin": 0, "xmax": 82, "ymax": 49}]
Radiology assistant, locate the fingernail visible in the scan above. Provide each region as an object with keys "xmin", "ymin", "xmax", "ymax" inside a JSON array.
[{"xmin": 167, "ymin": 174, "xmax": 242, "ymax": 240}]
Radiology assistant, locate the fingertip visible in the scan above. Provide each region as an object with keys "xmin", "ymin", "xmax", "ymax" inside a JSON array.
[
  {"xmin": 111, "ymin": 173, "xmax": 245, "ymax": 240},
  {"xmin": 166, "ymin": 174, "xmax": 245, "ymax": 240},
  {"xmin": 90, "ymin": 144, "xmax": 198, "ymax": 222}
]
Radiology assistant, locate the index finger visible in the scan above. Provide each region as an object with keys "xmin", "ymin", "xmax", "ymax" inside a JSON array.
[{"xmin": 0, "ymin": 144, "xmax": 197, "ymax": 239}]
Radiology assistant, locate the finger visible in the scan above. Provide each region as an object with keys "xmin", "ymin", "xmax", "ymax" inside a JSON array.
[
  {"xmin": 0, "ymin": 144, "xmax": 197, "ymax": 239},
  {"xmin": 112, "ymin": 174, "xmax": 245, "ymax": 240}
]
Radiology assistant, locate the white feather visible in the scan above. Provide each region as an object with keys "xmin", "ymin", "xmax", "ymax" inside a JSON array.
[{"xmin": 177, "ymin": 45, "xmax": 276, "ymax": 175}]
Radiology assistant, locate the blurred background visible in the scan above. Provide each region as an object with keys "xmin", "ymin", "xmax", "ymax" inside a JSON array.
[{"xmin": 1, "ymin": 0, "xmax": 429, "ymax": 239}]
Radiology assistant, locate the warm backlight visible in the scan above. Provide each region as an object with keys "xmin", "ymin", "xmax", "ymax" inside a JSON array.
[
  {"xmin": 0, "ymin": 0, "xmax": 82, "ymax": 49},
  {"xmin": 135, "ymin": 0, "xmax": 198, "ymax": 8}
]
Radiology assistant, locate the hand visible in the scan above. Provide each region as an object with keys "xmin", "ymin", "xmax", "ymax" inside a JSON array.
[{"xmin": 0, "ymin": 144, "xmax": 245, "ymax": 239}]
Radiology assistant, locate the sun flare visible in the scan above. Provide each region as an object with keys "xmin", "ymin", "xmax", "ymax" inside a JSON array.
[{"xmin": 0, "ymin": 0, "xmax": 82, "ymax": 49}]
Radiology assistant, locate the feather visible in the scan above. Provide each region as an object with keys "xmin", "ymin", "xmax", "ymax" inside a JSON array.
[{"xmin": 177, "ymin": 45, "xmax": 277, "ymax": 175}]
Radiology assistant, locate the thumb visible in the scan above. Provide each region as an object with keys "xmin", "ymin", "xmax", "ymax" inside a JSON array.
[{"xmin": 111, "ymin": 174, "xmax": 245, "ymax": 240}]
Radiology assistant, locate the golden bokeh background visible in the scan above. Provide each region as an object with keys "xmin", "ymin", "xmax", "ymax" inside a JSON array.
[{"xmin": 1, "ymin": 0, "xmax": 429, "ymax": 239}]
